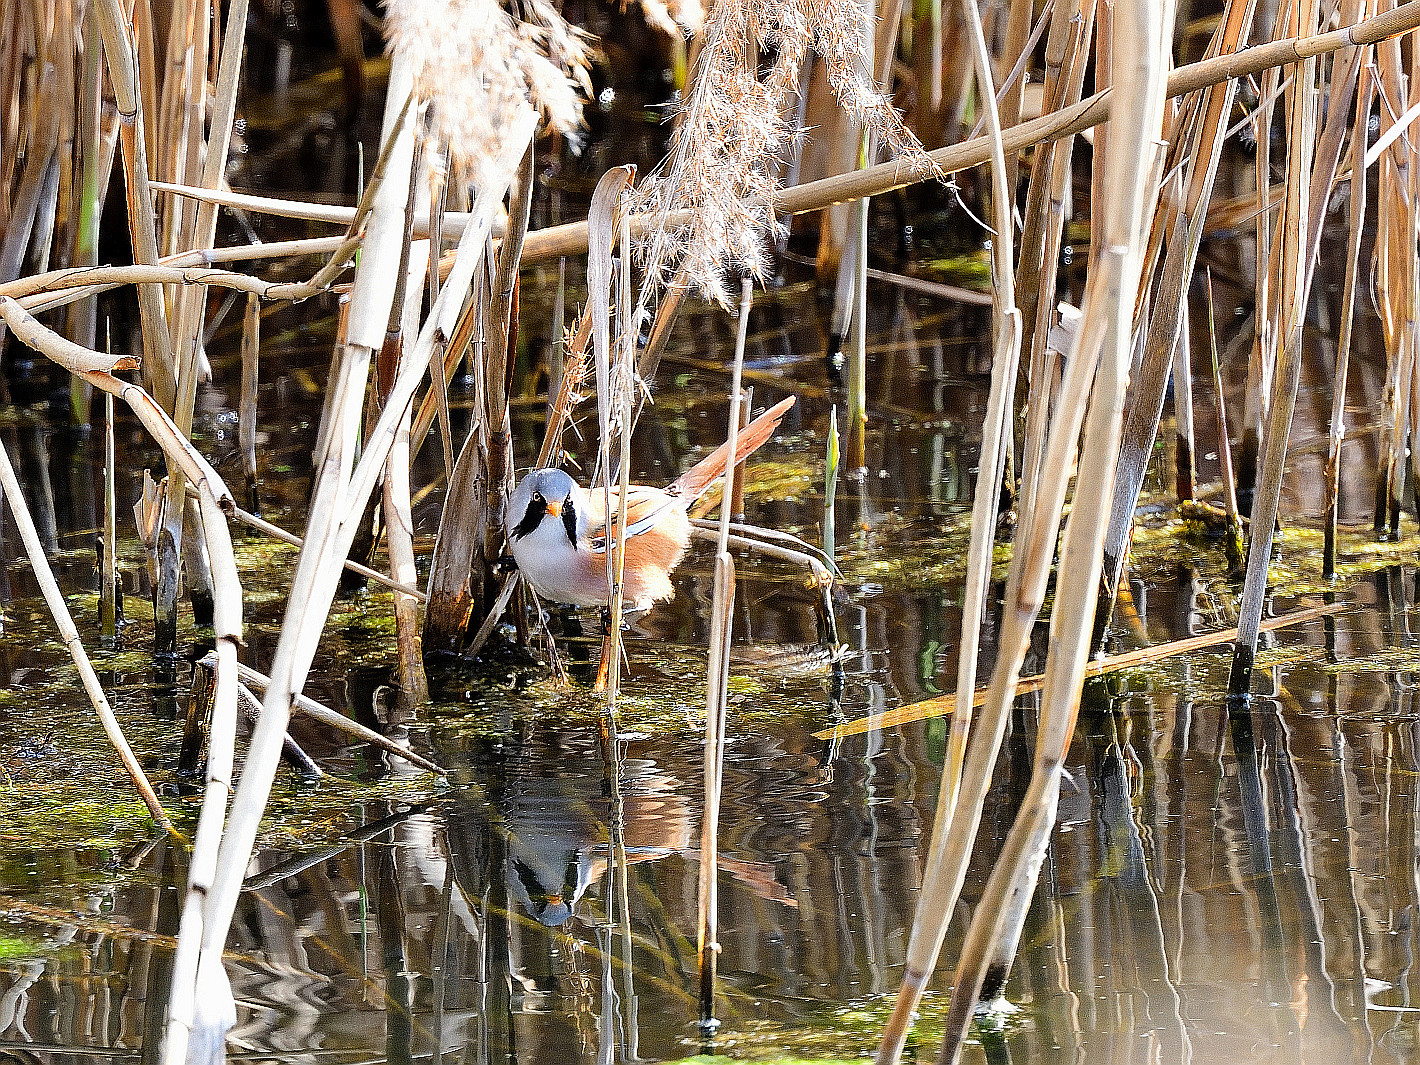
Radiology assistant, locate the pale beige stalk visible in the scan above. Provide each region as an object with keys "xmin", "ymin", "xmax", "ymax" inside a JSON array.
[
  {"xmin": 699, "ymin": 275, "xmax": 752, "ymax": 1026},
  {"xmin": 876, "ymin": 1, "xmax": 1021, "ymax": 1057},
  {"xmin": 933, "ymin": 1, "xmax": 1172, "ymax": 1058}
]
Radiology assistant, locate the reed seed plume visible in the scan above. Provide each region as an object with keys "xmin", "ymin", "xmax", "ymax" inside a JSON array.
[
  {"xmin": 383, "ymin": 0, "xmax": 592, "ymax": 181},
  {"xmin": 640, "ymin": 0, "xmax": 705, "ymax": 37},
  {"xmin": 634, "ymin": 0, "xmax": 930, "ymax": 306}
]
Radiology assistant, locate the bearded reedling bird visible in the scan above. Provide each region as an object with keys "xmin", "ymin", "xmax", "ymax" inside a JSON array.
[{"xmin": 506, "ymin": 396, "xmax": 796, "ymax": 610}]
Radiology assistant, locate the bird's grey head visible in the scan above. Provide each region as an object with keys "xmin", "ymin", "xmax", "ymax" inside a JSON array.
[{"xmin": 508, "ymin": 468, "xmax": 579, "ymax": 544}]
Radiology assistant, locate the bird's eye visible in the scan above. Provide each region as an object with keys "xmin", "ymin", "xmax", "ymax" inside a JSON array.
[{"xmin": 532, "ymin": 492, "xmax": 543, "ymax": 503}]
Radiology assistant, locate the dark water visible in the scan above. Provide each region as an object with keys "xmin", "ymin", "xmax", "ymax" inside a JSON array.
[{"xmin": 1, "ymin": 17, "xmax": 1419, "ymax": 1065}]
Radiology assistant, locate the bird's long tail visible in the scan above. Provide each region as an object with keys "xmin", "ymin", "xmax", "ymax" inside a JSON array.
[{"xmin": 670, "ymin": 396, "xmax": 797, "ymax": 503}]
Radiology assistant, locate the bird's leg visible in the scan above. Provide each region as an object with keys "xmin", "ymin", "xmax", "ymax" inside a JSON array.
[
  {"xmin": 687, "ymin": 520, "xmax": 842, "ymax": 646},
  {"xmin": 593, "ymin": 607, "xmax": 614, "ymax": 693},
  {"xmin": 591, "ymin": 606, "xmax": 640, "ymax": 692}
]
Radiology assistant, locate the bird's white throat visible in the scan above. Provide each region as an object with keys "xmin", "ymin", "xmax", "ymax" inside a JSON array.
[{"xmin": 511, "ymin": 515, "xmax": 605, "ymax": 606}]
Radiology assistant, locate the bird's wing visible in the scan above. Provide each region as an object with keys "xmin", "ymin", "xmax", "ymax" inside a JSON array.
[{"xmin": 583, "ymin": 486, "xmax": 682, "ymax": 553}]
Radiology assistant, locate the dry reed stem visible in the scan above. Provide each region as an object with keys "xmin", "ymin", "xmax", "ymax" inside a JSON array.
[
  {"xmin": 169, "ymin": 0, "xmax": 251, "ymax": 446},
  {"xmin": 94, "ymin": 0, "xmax": 176, "ymax": 408},
  {"xmin": 239, "ymin": 293, "xmax": 260, "ymax": 511},
  {"xmin": 877, "ymin": 1, "xmax": 1023, "ymax": 1057},
  {"xmin": 1097, "ymin": 0, "xmax": 1257, "ymax": 633},
  {"xmin": 481, "ymin": 144, "xmax": 535, "ymax": 600},
  {"xmin": 1204, "ymin": 271, "xmax": 1244, "ymax": 567},
  {"xmin": 222, "ymin": 503, "xmax": 426, "ymax": 599},
  {"xmin": 583, "ymin": 165, "xmax": 634, "ymax": 696},
  {"xmin": 818, "ymin": 601, "xmax": 1341, "ymax": 741},
  {"xmin": 201, "ymin": 656, "xmax": 446, "ymax": 775},
  {"xmin": 942, "ymin": 0, "xmax": 1020, "ymax": 819},
  {"xmin": 582, "ymin": 166, "xmax": 633, "ymax": 695},
  {"xmin": 1327, "ymin": 23, "xmax": 1374, "ymax": 573},
  {"xmin": 1230, "ymin": 0, "xmax": 1342, "ymax": 696},
  {"xmin": 149, "ymin": 178, "xmax": 496, "ymax": 234},
  {"xmin": 1372, "ymin": 8, "xmax": 1418, "ymax": 538},
  {"xmin": 1016, "ymin": 0, "xmax": 1094, "ymax": 519},
  {"xmin": 933, "ymin": 3, "xmax": 1171, "ymax": 1057},
  {"xmin": 383, "ymin": 206, "xmax": 432, "ymax": 705},
  {"xmin": 604, "ymin": 204, "xmax": 636, "ymax": 706},
  {"xmin": 101, "ymin": 391, "xmax": 119, "ymax": 639},
  {"xmin": 4, "ymin": 253, "xmax": 362, "ymax": 308},
  {"xmin": 179, "ymin": 112, "xmax": 536, "ymax": 1061},
  {"xmin": 698, "ymin": 275, "xmax": 752, "ymax": 1028}
]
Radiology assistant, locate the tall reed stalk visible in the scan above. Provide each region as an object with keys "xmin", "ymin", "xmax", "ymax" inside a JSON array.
[
  {"xmin": 698, "ymin": 277, "xmax": 753, "ymax": 1029},
  {"xmin": 877, "ymin": 0, "xmax": 1021, "ymax": 1054}
]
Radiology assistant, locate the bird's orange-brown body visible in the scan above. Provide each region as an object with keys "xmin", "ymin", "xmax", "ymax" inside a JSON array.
[{"xmin": 507, "ymin": 396, "xmax": 795, "ymax": 609}]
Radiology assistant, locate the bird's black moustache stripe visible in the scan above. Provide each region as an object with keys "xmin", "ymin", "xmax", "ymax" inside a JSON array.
[
  {"xmin": 511, "ymin": 497, "xmax": 545, "ymax": 541},
  {"xmin": 561, "ymin": 497, "xmax": 577, "ymax": 545}
]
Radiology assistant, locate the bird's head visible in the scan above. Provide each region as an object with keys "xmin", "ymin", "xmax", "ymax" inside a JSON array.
[{"xmin": 508, "ymin": 468, "xmax": 580, "ymax": 545}]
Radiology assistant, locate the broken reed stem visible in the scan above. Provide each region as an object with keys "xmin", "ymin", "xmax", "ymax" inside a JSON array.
[
  {"xmin": 239, "ymin": 292, "xmax": 260, "ymax": 513},
  {"xmin": 820, "ymin": 601, "xmax": 1342, "ymax": 741},
  {"xmin": 6, "ymin": 250, "xmax": 362, "ymax": 310},
  {"xmin": 218, "ymin": 502, "xmax": 427, "ymax": 599},
  {"xmin": 101, "ymin": 391, "xmax": 118, "ymax": 640},
  {"xmin": 0, "ymin": 434, "xmax": 168, "ymax": 829},
  {"xmin": 699, "ymin": 275, "xmax": 752, "ymax": 1032},
  {"xmin": 200, "ymin": 654, "xmax": 446, "ymax": 775}
]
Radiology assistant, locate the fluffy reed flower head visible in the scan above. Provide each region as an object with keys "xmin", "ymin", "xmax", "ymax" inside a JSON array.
[
  {"xmin": 383, "ymin": 0, "xmax": 592, "ymax": 184},
  {"xmin": 635, "ymin": 0, "xmax": 928, "ymax": 307},
  {"xmin": 640, "ymin": 0, "xmax": 705, "ymax": 37}
]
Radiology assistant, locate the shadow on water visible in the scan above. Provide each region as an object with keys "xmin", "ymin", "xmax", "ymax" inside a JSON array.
[{"xmin": 6, "ymin": 16, "xmax": 1420, "ymax": 1065}]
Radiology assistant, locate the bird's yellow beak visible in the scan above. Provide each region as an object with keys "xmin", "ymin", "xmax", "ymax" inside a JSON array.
[{"xmin": 545, "ymin": 499, "xmax": 563, "ymax": 518}]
